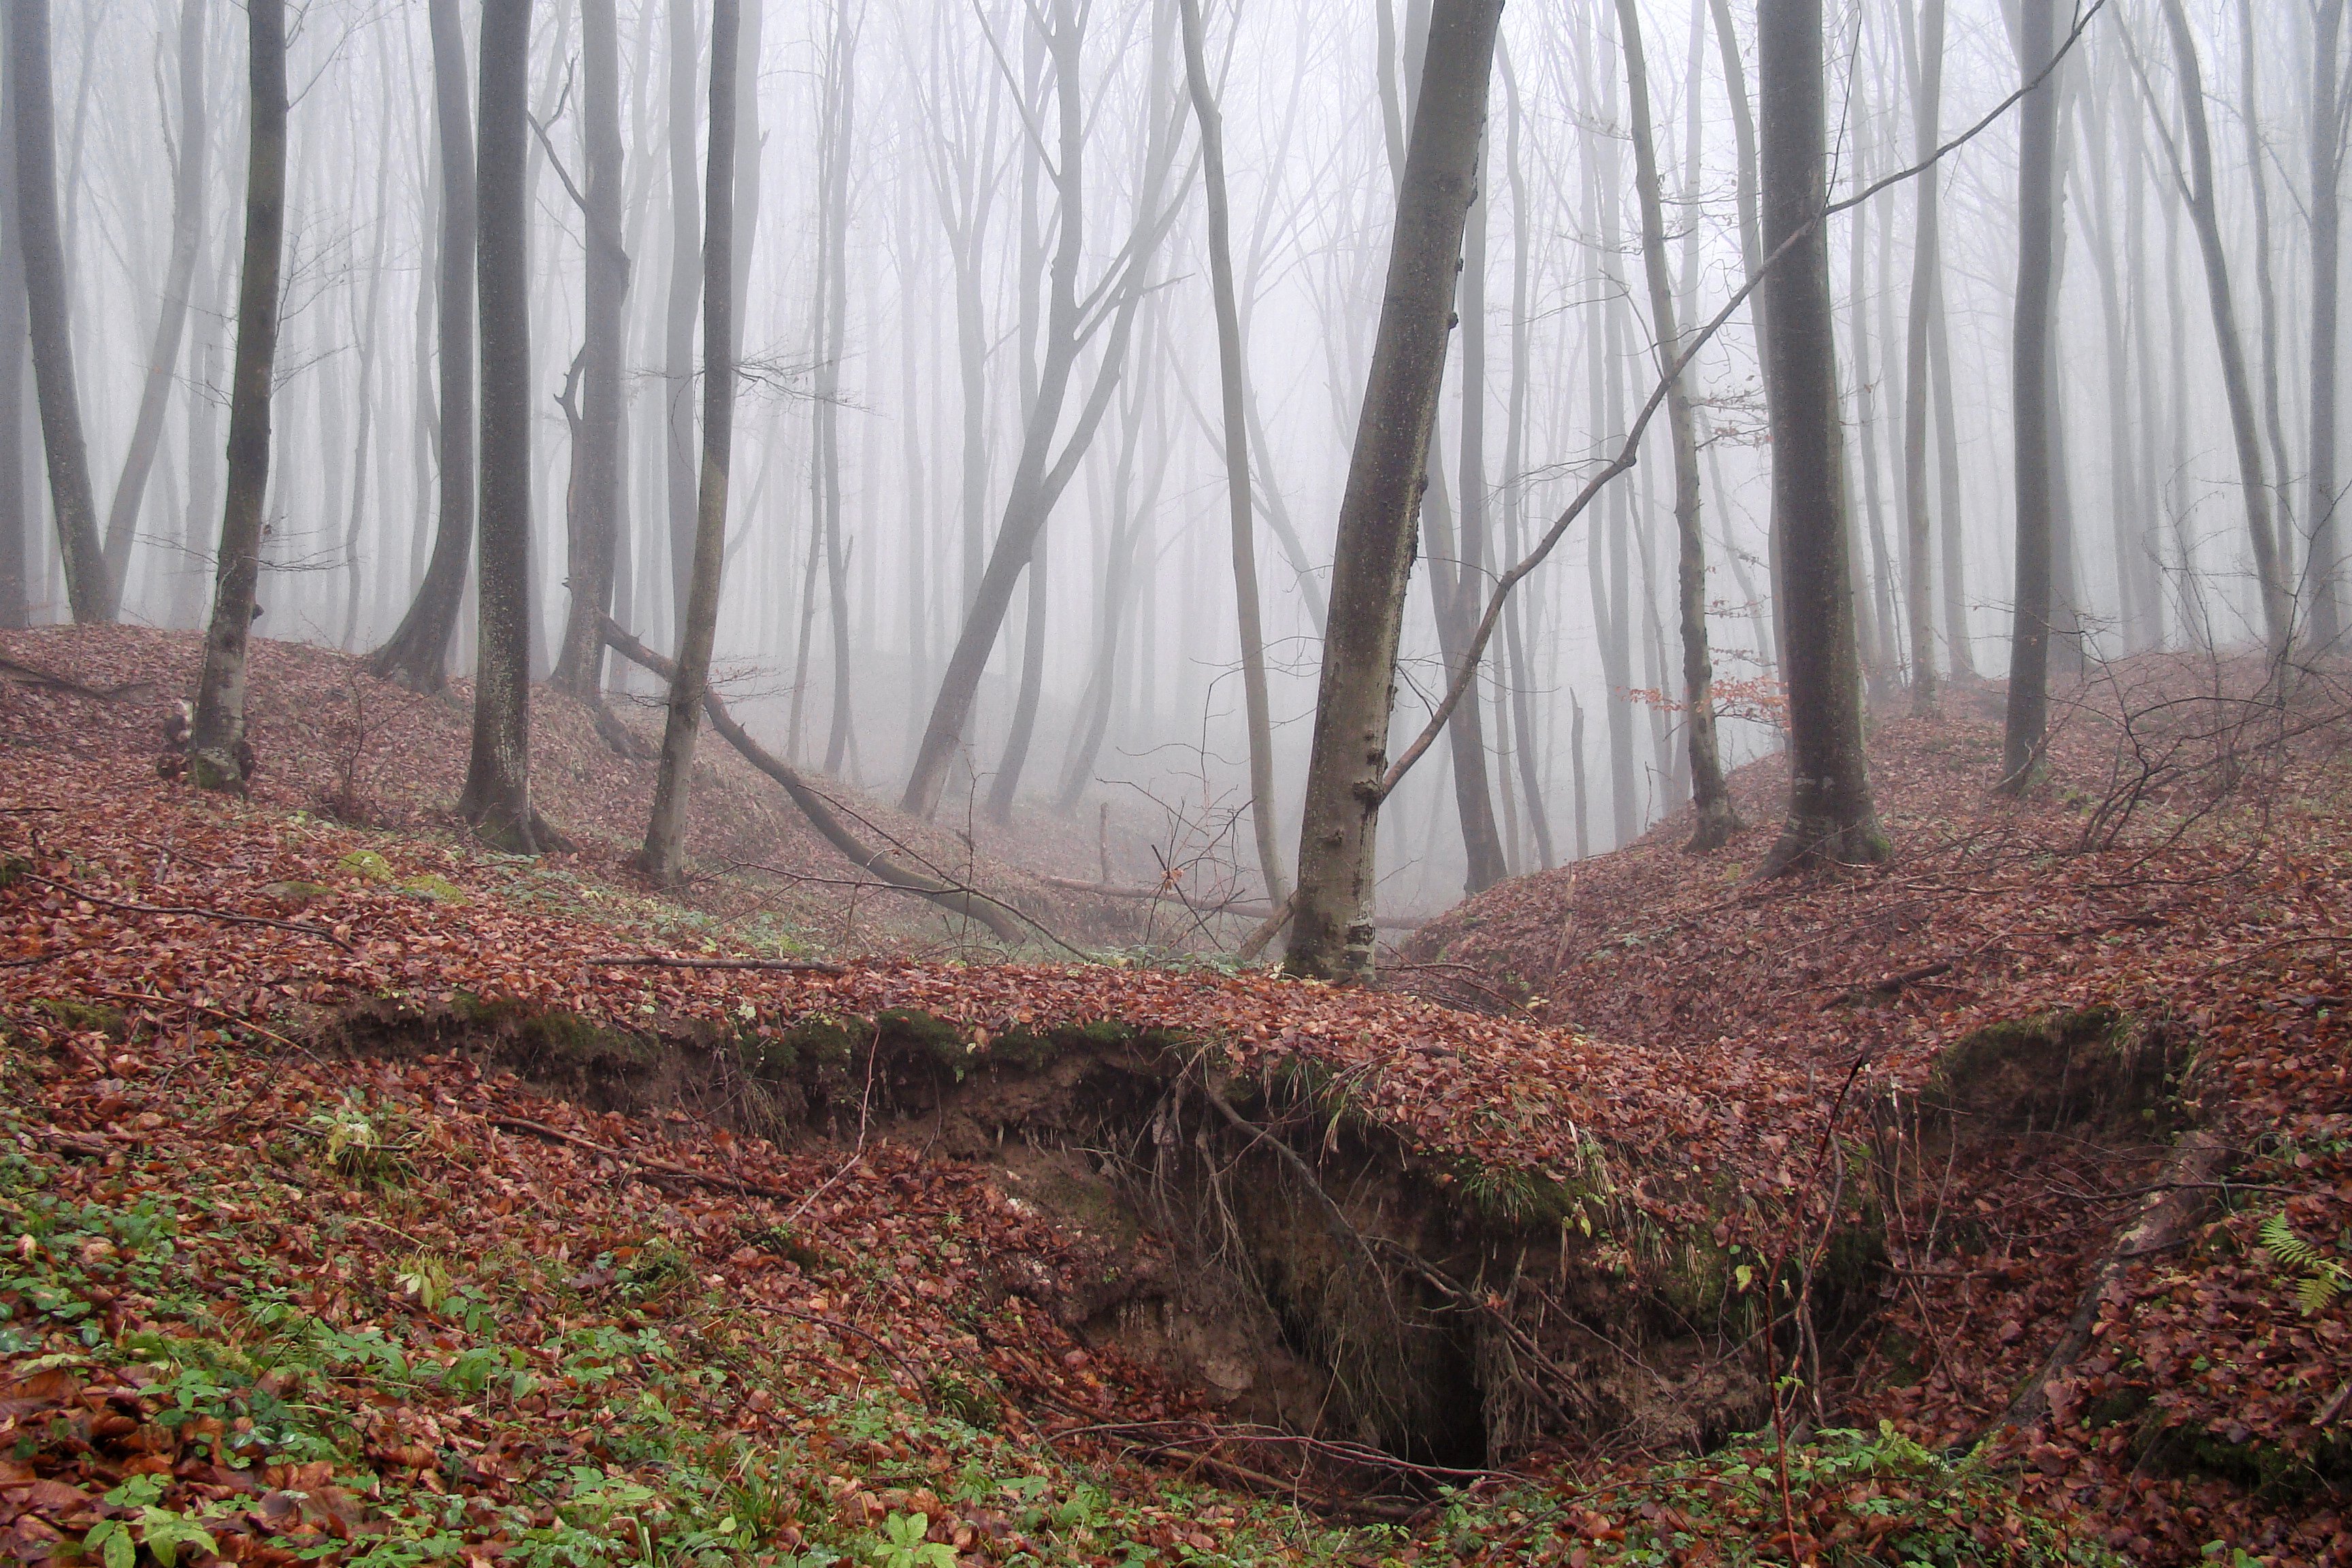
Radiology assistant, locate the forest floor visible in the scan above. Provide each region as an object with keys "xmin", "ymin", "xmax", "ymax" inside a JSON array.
[{"xmin": 0, "ymin": 627, "xmax": 2342, "ymax": 1566}]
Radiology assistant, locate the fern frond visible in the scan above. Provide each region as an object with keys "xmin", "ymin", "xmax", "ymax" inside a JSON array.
[
  {"xmin": 2296, "ymin": 1273, "xmax": 2342, "ymax": 1317},
  {"xmin": 2260, "ymin": 1213, "xmax": 2325, "ymax": 1273}
]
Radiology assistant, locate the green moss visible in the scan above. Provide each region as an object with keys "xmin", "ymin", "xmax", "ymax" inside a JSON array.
[
  {"xmin": 260, "ymin": 880, "xmax": 336, "ymax": 905},
  {"xmin": 0, "ymin": 855, "xmax": 27, "ymax": 892},
  {"xmin": 399, "ymin": 872, "xmax": 469, "ymax": 904},
  {"xmin": 32, "ymin": 997, "xmax": 128, "ymax": 1040},
  {"xmin": 338, "ymin": 849, "xmax": 394, "ymax": 882},
  {"xmin": 877, "ymin": 1008, "xmax": 970, "ymax": 1070}
]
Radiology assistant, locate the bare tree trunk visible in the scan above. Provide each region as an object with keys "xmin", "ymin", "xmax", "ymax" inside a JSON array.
[
  {"xmin": 815, "ymin": 1, "xmax": 858, "ymax": 777},
  {"xmin": 1757, "ymin": 0, "xmax": 1887, "ymax": 875},
  {"xmin": 2236, "ymin": 0, "xmax": 2295, "ymax": 586},
  {"xmin": 97, "ymin": 0, "xmax": 206, "ymax": 606},
  {"xmin": 459, "ymin": 0, "xmax": 542, "ymax": 851},
  {"xmin": 7, "ymin": 0, "xmax": 108, "ymax": 621},
  {"xmin": 900, "ymin": 0, "xmax": 1180, "ymax": 822},
  {"xmin": 1927, "ymin": 256, "xmax": 1973, "ymax": 674},
  {"xmin": 1284, "ymin": 0, "xmax": 1504, "ymax": 981},
  {"xmin": 1618, "ymin": 0, "xmax": 1736, "ymax": 851},
  {"xmin": 185, "ymin": 0, "xmax": 287, "ymax": 789},
  {"xmin": 1900, "ymin": 0, "xmax": 1944, "ymax": 708},
  {"xmin": 640, "ymin": 0, "xmax": 739, "ymax": 887},
  {"xmin": 661, "ymin": 0, "xmax": 701, "ymax": 642},
  {"xmin": 341, "ymin": 144, "xmax": 393, "ymax": 651},
  {"xmin": 1178, "ymin": 0, "xmax": 1287, "ymax": 902},
  {"xmin": 551, "ymin": 0, "xmax": 630, "ymax": 696},
  {"xmin": 0, "ymin": 7, "xmax": 27, "ymax": 631},
  {"xmin": 2002, "ymin": 0, "xmax": 2059, "ymax": 787},
  {"xmin": 2154, "ymin": 0, "xmax": 2292, "ymax": 655},
  {"xmin": 2310, "ymin": 0, "xmax": 2348, "ymax": 649},
  {"xmin": 1499, "ymin": 46, "xmax": 1554, "ymax": 868},
  {"xmin": 2077, "ymin": 59, "xmax": 2143, "ymax": 655},
  {"xmin": 370, "ymin": 0, "xmax": 476, "ymax": 691}
]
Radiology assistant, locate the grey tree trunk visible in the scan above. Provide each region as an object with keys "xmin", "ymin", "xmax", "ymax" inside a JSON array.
[
  {"xmin": 340, "ymin": 143, "xmax": 393, "ymax": 651},
  {"xmin": 185, "ymin": 0, "xmax": 287, "ymax": 790},
  {"xmin": 1498, "ymin": 46, "xmax": 1555, "ymax": 869},
  {"xmin": 2156, "ymin": 0, "xmax": 2292, "ymax": 655},
  {"xmin": 1899, "ymin": 0, "xmax": 1944, "ymax": 709},
  {"xmin": 2002, "ymin": 0, "xmax": 2059, "ymax": 787},
  {"xmin": 661, "ymin": 0, "xmax": 701, "ymax": 641},
  {"xmin": 551, "ymin": 0, "xmax": 630, "ymax": 696},
  {"xmin": 1284, "ymin": 0, "xmax": 1505, "ymax": 981},
  {"xmin": 641, "ymin": 0, "xmax": 740, "ymax": 887},
  {"xmin": 0, "ymin": 4, "xmax": 26, "ymax": 630},
  {"xmin": 99, "ymin": 0, "xmax": 207, "ymax": 604},
  {"xmin": 1618, "ymin": 0, "xmax": 1736, "ymax": 851},
  {"xmin": 7, "ymin": 0, "xmax": 108, "ymax": 621},
  {"xmin": 815, "ymin": 1, "xmax": 857, "ymax": 777},
  {"xmin": 2236, "ymin": 0, "xmax": 2295, "ymax": 586},
  {"xmin": 900, "ymin": 0, "xmax": 1179, "ymax": 822},
  {"xmin": 1756, "ymin": 0, "xmax": 1888, "ymax": 875},
  {"xmin": 2310, "ymin": 0, "xmax": 2347, "ymax": 649},
  {"xmin": 1179, "ymin": 0, "xmax": 1287, "ymax": 902},
  {"xmin": 1927, "ymin": 255, "xmax": 1972, "ymax": 675},
  {"xmin": 459, "ymin": 0, "xmax": 541, "ymax": 851},
  {"xmin": 370, "ymin": 0, "xmax": 477, "ymax": 691}
]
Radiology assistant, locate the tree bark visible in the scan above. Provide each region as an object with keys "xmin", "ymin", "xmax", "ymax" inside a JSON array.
[
  {"xmin": 1899, "ymin": 0, "xmax": 1944, "ymax": 709},
  {"xmin": 459, "ymin": 0, "xmax": 541, "ymax": 851},
  {"xmin": 97, "ymin": 0, "xmax": 206, "ymax": 606},
  {"xmin": 551, "ymin": 0, "xmax": 630, "ymax": 697},
  {"xmin": 2155, "ymin": 0, "xmax": 2292, "ymax": 657},
  {"xmin": 370, "ymin": 0, "xmax": 477, "ymax": 691},
  {"xmin": 185, "ymin": 0, "xmax": 287, "ymax": 790},
  {"xmin": 2310, "ymin": 0, "xmax": 2347, "ymax": 649},
  {"xmin": 2002, "ymin": 0, "xmax": 2059, "ymax": 788},
  {"xmin": 1498, "ymin": 46, "xmax": 1555, "ymax": 869},
  {"xmin": 2236, "ymin": 0, "xmax": 2294, "ymax": 589},
  {"xmin": 0, "ymin": 1, "xmax": 27, "ymax": 630},
  {"xmin": 1284, "ymin": 0, "xmax": 1505, "ymax": 982},
  {"xmin": 1180, "ymin": 0, "xmax": 1288, "ymax": 904},
  {"xmin": 661, "ymin": 0, "xmax": 701, "ymax": 643},
  {"xmin": 7, "ymin": 0, "xmax": 108, "ymax": 622},
  {"xmin": 1756, "ymin": 0, "xmax": 1887, "ymax": 875},
  {"xmin": 1618, "ymin": 0, "xmax": 1737, "ymax": 852},
  {"xmin": 814, "ymin": 0, "xmax": 858, "ymax": 777},
  {"xmin": 640, "ymin": 0, "xmax": 739, "ymax": 888}
]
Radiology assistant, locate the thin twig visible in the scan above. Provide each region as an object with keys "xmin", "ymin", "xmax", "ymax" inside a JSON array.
[
  {"xmin": 488, "ymin": 1113, "xmax": 799, "ymax": 1201},
  {"xmin": 584, "ymin": 953, "xmax": 847, "ymax": 975},
  {"xmin": 18, "ymin": 871, "xmax": 356, "ymax": 951}
]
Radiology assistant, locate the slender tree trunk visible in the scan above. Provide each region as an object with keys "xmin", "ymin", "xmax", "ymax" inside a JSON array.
[
  {"xmin": 1617, "ymin": 0, "xmax": 1736, "ymax": 851},
  {"xmin": 0, "ymin": 5, "xmax": 26, "ymax": 631},
  {"xmin": 1900, "ymin": 0, "xmax": 1944, "ymax": 708},
  {"xmin": 2237, "ymin": 0, "xmax": 2295, "ymax": 585},
  {"xmin": 2002, "ymin": 0, "xmax": 2059, "ymax": 787},
  {"xmin": 97, "ymin": 0, "xmax": 206, "ymax": 606},
  {"xmin": 459, "ymin": 0, "xmax": 541, "ymax": 851},
  {"xmin": 1284, "ymin": 0, "xmax": 1505, "ymax": 981},
  {"xmin": 1181, "ymin": 0, "xmax": 1288, "ymax": 902},
  {"xmin": 552, "ymin": 0, "xmax": 630, "ymax": 696},
  {"xmin": 2156, "ymin": 0, "xmax": 2291, "ymax": 655},
  {"xmin": 2310, "ymin": 0, "xmax": 2347, "ymax": 649},
  {"xmin": 1928, "ymin": 257, "xmax": 1973, "ymax": 674},
  {"xmin": 817, "ymin": 1, "xmax": 858, "ymax": 777},
  {"xmin": 640, "ymin": 0, "xmax": 738, "ymax": 887},
  {"xmin": 662, "ymin": 0, "xmax": 702, "ymax": 642},
  {"xmin": 900, "ymin": 0, "xmax": 1179, "ymax": 822},
  {"xmin": 341, "ymin": 156, "xmax": 393, "ymax": 651},
  {"xmin": 7, "ymin": 0, "xmax": 108, "ymax": 621},
  {"xmin": 1569, "ymin": 695, "xmax": 1589, "ymax": 861},
  {"xmin": 371, "ymin": 0, "xmax": 477, "ymax": 691},
  {"xmin": 1499, "ymin": 46, "xmax": 1555, "ymax": 868},
  {"xmin": 185, "ymin": 0, "xmax": 287, "ymax": 789},
  {"xmin": 2078, "ymin": 68, "xmax": 2142, "ymax": 655},
  {"xmin": 1757, "ymin": 0, "xmax": 1887, "ymax": 875}
]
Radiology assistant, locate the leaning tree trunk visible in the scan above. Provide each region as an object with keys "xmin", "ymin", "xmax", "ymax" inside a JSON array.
[
  {"xmin": 7, "ymin": 0, "xmax": 108, "ymax": 622},
  {"xmin": 2002, "ymin": 0, "xmax": 2059, "ymax": 789},
  {"xmin": 2310, "ymin": 0, "xmax": 2347, "ymax": 651},
  {"xmin": 1618, "ymin": 0, "xmax": 1736, "ymax": 852},
  {"xmin": 1284, "ymin": 0, "xmax": 1506, "ymax": 983},
  {"xmin": 99, "ymin": 0, "xmax": 206, "ymax": 606},
  {"xmin": 551, "ymin": 0, "xmax": 629, "ymax": 697},
  {"xmin": 2158, "ymin": 0, "xmax": 2291, "ymax": 658},
  {"xmin": 640, "ymin": 0, "xmax": 739, "ymax": 888},
  {"xmin": 370, "ymin": 0, "xmax": 476, "ymax": 691},
  {"xmin": 185, "ymin": 0, "xmax": 287, "ymax": 791},
  {"xmin": 1900, "ymin": 0, "xmax": 1944, "ymax": 711},
  {"xmin": 1179, "ymin": 0, "xmax": 1287, "ymax": 904},
  {"xmin": 459, "ymin": 0, "xmax": 541, "ymax": 851},
  {"xmin": 1755, "ymin": 0, "xmax": 1887, "ymax": 875}
]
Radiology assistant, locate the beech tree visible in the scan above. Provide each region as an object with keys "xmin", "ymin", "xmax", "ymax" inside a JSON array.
[
  {"xmin": 186, "ymin": 0, "xmax": 288, "ymax": 791},
  {"xmin": 7, "ymin": 0, "xmax": 107, "ymax": 621},
  {"xmin": 1286, "ymin": 0, "xmax": 1506, "ymax": 982},
  {"xmin": 641, "ymin": 0, "xmax": 740, "ymax": 889},
  {"xmin": 1755, "ymin": 0, "xmax": 1886, "ymax": 875},
  {"xmin": 2003, "ymin": 0, "xmax": 2059, "ymax": 787},
  {"xmin": 457, "ymin": 0, "xmax": 540, "ymax": 851}
]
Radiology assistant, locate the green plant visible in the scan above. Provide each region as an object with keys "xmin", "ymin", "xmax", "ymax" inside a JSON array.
[
  {"xmin": 2259, "ymin": 1213, "xmax": 2349, "ymax": 1315},
  {"xmin": 82, "ymin": 1477, "xmax": 221, "ymax": 1568},
  {"xmin": 872, "ymin": 1513, "xmax": 956, "ymax": 1568}
]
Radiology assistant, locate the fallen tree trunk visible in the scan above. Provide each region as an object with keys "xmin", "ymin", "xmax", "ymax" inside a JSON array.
[
  {"xmin": 1993, "ymin": 1120, "xmax": 2236, "ymax": 1434},
  {"xmin": 602, "ymin": 619, "xmax": 1031, "ymax": 944}
]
